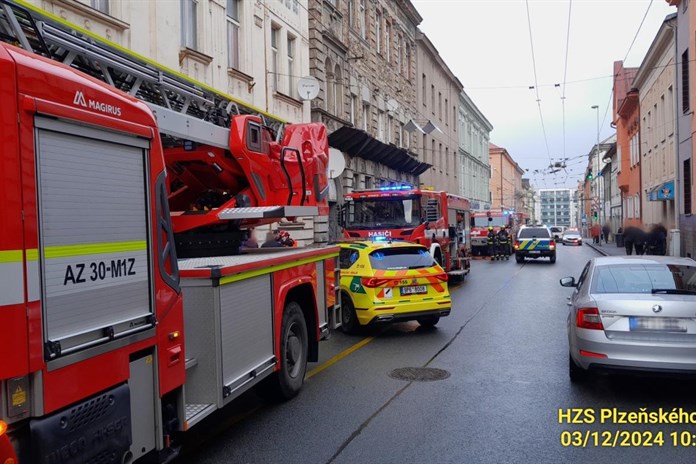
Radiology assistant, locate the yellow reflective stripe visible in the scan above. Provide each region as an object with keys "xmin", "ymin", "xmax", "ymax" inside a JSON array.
[
  {"xmin": 219, "ymin": 252, "xmax": 339, "ymax": 286},
  {"xmin": 0, "ymin": 250, "xmax": 23, "ymax": 263},
  {"xmin": 13, "ymin": 0, "xmax": 287, "ymax": 124},
  {"xmin": 43, "ymin": 241, "xmax": 147, "ymax": 259},
  {"xmin": 528, "ymin": 241, "xmax": 537, "ymax": 250},
  {"xmin": 26, "ymin": 248, "xmax": 39, "ymax": 261}
]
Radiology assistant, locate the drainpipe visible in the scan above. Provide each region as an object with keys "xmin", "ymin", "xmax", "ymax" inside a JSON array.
[{"xmin": 668, "ymin": 19, "xmax": 680, "ymax": 232}]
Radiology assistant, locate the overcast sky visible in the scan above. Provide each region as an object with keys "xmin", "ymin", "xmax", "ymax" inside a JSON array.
[{"xmin": 413, "ymin": 0, "xmax": 677, "ymax": 190}]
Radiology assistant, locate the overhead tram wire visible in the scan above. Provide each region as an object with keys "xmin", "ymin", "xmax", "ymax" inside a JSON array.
[
  {"xmin": 525, "ymin": 0, "xmax": 552, "ymax": 167},
  {"xmin": 561, "ymin": 0, "xmax": 572, "ymax": 160},
  {"xmin": 599, "ymin": 0, "xmax": 654, "ymax": 132}
]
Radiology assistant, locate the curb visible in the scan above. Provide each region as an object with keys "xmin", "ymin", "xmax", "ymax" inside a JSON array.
[{"xmin": 585, "ymin": 242, "xmax": 609, "ymax": 257}]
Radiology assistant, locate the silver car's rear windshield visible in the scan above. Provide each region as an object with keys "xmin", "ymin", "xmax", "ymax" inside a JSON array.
[
  {"xmin": 518, "ymin": 228, "xmax": 550, "ymax": 239},
  {"xmin": 592, "ymin": 264, "xmax": 696, "ymax": 294},
  {"xmin": 369, "ymin": 247, "xmax": 435, "ymax": 270}
]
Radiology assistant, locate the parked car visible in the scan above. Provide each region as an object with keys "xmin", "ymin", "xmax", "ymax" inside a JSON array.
[
  {"xmin": 560, "ymin": 256, "xmax": 696, "ymax": 381},
  {"xmin": 562, "ymin": 229, "xmax": 583, "ymax": 246},
  {"xmin": 338, "ymin": 241, "xmax": 451, "ymax": 333},
  {"xmin": 514, "ymin": 226, "xmax": 556, "ymax": 264},
  {"xmin": 550, "ymin": 226, "xmax": 565, "ymax": 240}
]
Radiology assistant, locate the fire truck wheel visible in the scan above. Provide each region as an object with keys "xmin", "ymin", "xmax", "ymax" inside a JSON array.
[
  {"xmin": 417, "ymin": 316, "xmax": 440, "ymax": 328},
  {"xmin": 516, "ymin": 255, "xmax": 524, "ymax": 264},
  {"xmin": 257, "ymin": 302, "xmax": 308, "ymax": 401},
  {"xmin": 340, "ymin": 293, "xmax": 360, "ymax": 335}
]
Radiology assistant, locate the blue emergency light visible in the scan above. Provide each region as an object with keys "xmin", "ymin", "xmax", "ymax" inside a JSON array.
[{"xmin": 378, "ymin": 185, "xmax": 413, "ymax": 191}]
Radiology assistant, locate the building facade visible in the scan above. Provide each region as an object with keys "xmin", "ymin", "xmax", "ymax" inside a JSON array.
[
  {"xmin": 537, "ymin": 189, "xmax": 573, "ymax": 228},
  {"xmin": 416, "ymin": 31, "xmax": 462, "ymax": 193},
  {"xmin": 307, "ymin": 0, "xmax": 429, "ymax": 241},
  {"xmin": 32, "ymin": 0, "xmax": 312, "ymax": 123},
  {"xmin": 613, "ymin": 61, "xmax": 642, "ymax": 228},
  {"xmin": 670, "ymin": 0, "xmax": 695, "ymax": 258},
  {"xmin": 634, "ymin": 14, "xmax": 678, "ymax": 231},
  {"xmin": 459, "ymin": 91, "xmax": 493, "ymax": 209},
  {"xmin": 489, "ymin": 143, "xmax": 525, "ymax": 214}
]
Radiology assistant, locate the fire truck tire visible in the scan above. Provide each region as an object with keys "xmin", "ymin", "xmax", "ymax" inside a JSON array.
[
  {"xmin": 516, "ymin": 255, "xmax": 524, "ymax": 264},
  {"xmin": 257, "ymin": 302, "xmax": 308, "ymax": 401},
  {"xmin": 417, "ymin": 316, "xmax": 440, "ymax": 327},
  {"xmin": 340, "ymin": 293, "xmax": 360, "ymax": 335}
]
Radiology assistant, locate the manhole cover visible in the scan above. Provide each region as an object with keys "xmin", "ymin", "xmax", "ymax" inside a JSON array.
[{"xmin": 388, "ymin": 367, "xmax": 450, "ymax": 382}]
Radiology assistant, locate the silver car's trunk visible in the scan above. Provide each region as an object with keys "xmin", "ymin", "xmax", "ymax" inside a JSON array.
[{"xmin": 594, "ymin": 293, "xmax": 696, "ymax": 344}]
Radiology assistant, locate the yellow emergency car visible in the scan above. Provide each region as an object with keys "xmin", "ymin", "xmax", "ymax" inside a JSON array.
[{"xmin": 338, "ymin": 241, "xmax": 452, "ymax": 333}]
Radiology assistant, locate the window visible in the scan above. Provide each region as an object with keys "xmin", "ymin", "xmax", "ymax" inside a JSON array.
[
  {"xmin": 271, "ymin": 26, "xmax": 280, "ymax": 91},
  {"xmin": 334, "ymin": 65, "xmax": 343, "ymax": 115},
  {"xmin": 431, "ymin": 84, "xmax": 435, "ymax": 111},
  {"xmin": 668, "ymin": 85, "xmax": 674, "ymax": 136},
  {"xmin": 685, "ymin": 159, "xmax": 692, "ymax": 215},
  {"xmin": 387, "ymin": 114, "xmax": 393, "ymax": 144},
  {"xmin": 634, "ymin": 193, "xmax": 640, "ymax": 219},
  {"xmin": 377, "ymin": 110, "xmax": 385, "ymax": 140},
  {"xmin": 445, "ymin": 99, "xmax": 448, "ymax": 125},
  {"xmin": 422, "ymin": 74, "xmax": 426, "ymax": 106},
  {"xmin": 405, "ymin": 43, "xmax": 412, "ymax": 81},
  {"xmin": 592, "ymin": 263, "xmax": 696, "ymax": 294},
  {"xmin": 347, "ymin": 0, "xmax": 353, "ymax": 29},
  {"xmin": 399, "ymin": 122, "xmax": 405, "ymax": 148},
  {"xmin": 287, "ymin": 35, "xmax": 296, "ymax": 96},
  {"xmin": 445, "ymin": 147, "xmax": 449, "ymax": 171},
  {"xmin": 431, "ymin": 139, "xmax": 435, "ymax": 165},
  {"xmin": 439, "ymin": 143, "xmax": 443, "ymax": 169},
  {"xmin": 396, "ymin": 34, "xmax": 402, "ymax": 72},
  {"xmin": 359, "ymin": 0, "xmax": 366, "ymax": 39},
  {"xmin": 362, "ymin": 103, "xmax": 369, "ymax": 131},
  {"xmin": 227, "ymin": 0, "xmax": 240, "ymax": 69},
  {"xmin": 181, "ymin": 0, "xmax": 198, "ymax": 49},
  {"xmin": 438, "ymin": 92, "xmax": 442, "ymax": 119},
  {"xmin": 660, "ymin": 95, "xmax": 665, "ymax": 141},
  {"xmin": 368, "ymin": 247, "xmax": 435, "ymax": 270},
  {"xmin": 350, "ymin": 95, "xmax": 357, "ymax": 125},
  {"xmin": 422, "ymin": 134, "xmax": 427, "ymax": 158},
  {"xmin": 91, "ymin": 0, "xmax": 109, "ymax": 14},
  {"xmin": 325, "ymin": 58, "xmax": 334, "ymax": 112},
  {"xmin": 385, "ymin": 21, "xmax": 391, "ymax": 62},
  {"xmin": 375, "ymin": 10, "xmax": 382, "ymax": 53},
  {"xmin": 682, "ymin": 49, "xmax": 689, "ymax": 113}
]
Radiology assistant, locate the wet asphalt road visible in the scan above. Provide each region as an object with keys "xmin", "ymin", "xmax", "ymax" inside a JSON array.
[{"xmin": 179, "ymin": 244, "xmax": 696, "ymax": 464}]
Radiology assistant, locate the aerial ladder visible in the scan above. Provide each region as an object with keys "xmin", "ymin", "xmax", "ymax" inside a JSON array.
[{"xmin": 0, "ymin": 0, "xmax": 330, "ymax": 257}]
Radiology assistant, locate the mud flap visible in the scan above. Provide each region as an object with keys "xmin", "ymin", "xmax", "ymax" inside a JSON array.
[{"xmin": 30, "ymin": 383, "xmax": 131, "ymax": 464}]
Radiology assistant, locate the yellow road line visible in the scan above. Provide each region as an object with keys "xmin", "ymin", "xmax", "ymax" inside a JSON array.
[{"xmin": 306, "ymin": 336, "xmax": 375, "ymax": 379}]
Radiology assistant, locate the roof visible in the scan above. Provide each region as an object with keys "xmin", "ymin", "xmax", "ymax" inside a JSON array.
[
  {"xmin": 593, "ymin": 256, "xmax": 696, "ymax": 266},
  {"xmin": 328, "ymin": 126, "xmax": 431, "ymax": 176}
]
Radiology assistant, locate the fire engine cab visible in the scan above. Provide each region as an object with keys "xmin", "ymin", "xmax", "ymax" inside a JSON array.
[
  {"xmin": 469, "ymin": 210, "xmax": 518, "ymax": 256},
  {"xmin": 0, "ymin": 1, "xmax": 340, "ymax": 463},
  {"xmin": 341, "ymin": 187, "xmax": 471, "ymax": 280}
]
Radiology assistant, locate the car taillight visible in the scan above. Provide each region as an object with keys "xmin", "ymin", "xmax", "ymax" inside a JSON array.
[
  {"xmin": 576, "ymin": 307, "xmax": 604, "ymax": 330},
  {"xmin": 513, "ymin": 241, "xmax": 520, "ymax": 250},
  {"xmin": 549, "ymin": 240, "xmax": 556, "ymax": 250},
  {"xmin": 361, "ymin": 277, "xmax": 390, "ymax": 288}
]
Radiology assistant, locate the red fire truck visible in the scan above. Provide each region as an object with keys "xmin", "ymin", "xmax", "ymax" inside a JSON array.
[
  {"xmin": 469, "ymin": 210, "xmax": 516, "ymax": 256},
  {"xmin": 0, "ymin": 2, "xmax": 340, "ymax": 463},
  {"xmin": 342, "ymin": 187, "xmax": 471, "ymax": 279}
]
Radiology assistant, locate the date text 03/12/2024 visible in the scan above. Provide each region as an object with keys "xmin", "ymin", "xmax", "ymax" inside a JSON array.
[{"xmin": 560, "ymin": 430, "xmax": 696, "ymax": 448}]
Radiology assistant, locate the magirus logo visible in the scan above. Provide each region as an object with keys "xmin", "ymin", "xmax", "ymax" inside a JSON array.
[{"xmin": 73, "ymin": 90, "xmax": 122, "ymax": 117}]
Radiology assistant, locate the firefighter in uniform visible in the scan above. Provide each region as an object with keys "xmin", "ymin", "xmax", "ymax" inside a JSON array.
[
  {"xmin": 497, "ymin": 225, "xmax": 511, "ymax": 260},
  {"xmin": 486, "ymin": 225, "xmax": 497, "ymax": 260}
]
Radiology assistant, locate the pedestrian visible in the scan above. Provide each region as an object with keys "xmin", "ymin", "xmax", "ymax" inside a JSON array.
[
  {"xmin": 241, "ymin": 227, "xmax": 258, "ymax": 249},
  {"xmin": 261, "ymin": 230, "xmax": 283, "ymax": 248},
  {"xmin": 602, "ymin": 223, "xmax": 611, "ymax": 244},
  {"xmin": 650, "ymin": 224, "xmax": 667, "ymax": 256},
  {"xmin": 591, "ymin": 223, "xmax": 601, "ymax": 245},
  {"xmin": 623, "ymin": 225, "xmax": 635, "ymax": 255},
  {"xmin": 497, "ymin": 225, "xmax": 510, "ymax": 260},
  {"xmin": 486, "ymin": 226, "xmax": 496, "ymax": 260},
  {"xmin": 634, "ymin": 226, "xmax": 646, "ymax": 255}
]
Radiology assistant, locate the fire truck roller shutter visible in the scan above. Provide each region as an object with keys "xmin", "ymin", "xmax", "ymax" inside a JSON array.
[{"xmin": 35, "ymin": 118, "xmax": 153, "ymax": 357}]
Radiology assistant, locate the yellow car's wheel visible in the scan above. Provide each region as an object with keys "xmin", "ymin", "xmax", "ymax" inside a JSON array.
[{"xmin": 341, "ymin": 293, "xmax": 360, "ymax": 335}]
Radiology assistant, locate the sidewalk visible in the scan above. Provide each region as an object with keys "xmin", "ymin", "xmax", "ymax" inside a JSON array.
[{"xmin": 584, "ymin": 239, "xmax": 626, "ymax": 257}]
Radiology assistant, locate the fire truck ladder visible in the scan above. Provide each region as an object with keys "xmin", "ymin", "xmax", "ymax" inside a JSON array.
[{"xmin": 0, "ymin": 0, "xmax": 317, "ymax": 222}]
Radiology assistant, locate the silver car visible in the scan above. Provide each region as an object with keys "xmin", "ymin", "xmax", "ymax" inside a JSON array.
[
  {"xmin": 561, "ymin": 229, "xmax": 582, "ymax": 246},
  {"xmin": 560, "ymin": 256, "xmax": 696, "ymax": 381}
]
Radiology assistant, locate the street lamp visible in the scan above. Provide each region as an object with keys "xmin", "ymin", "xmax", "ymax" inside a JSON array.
[{"xmin": 591, "ymin": 105, "xmax": 600, "ymax": 228}]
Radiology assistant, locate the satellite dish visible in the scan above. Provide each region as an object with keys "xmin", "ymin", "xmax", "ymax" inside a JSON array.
[
  {"xmin": 297, "ymin": 76, "xmax": 320, "ymax": 101},
  {"xmin": 386, "ymin": 98, "xmax": 399, "ymax": 112},
  {"xmin": 328, "ymin": 148, "xmax": 346, "ymax": 179}
]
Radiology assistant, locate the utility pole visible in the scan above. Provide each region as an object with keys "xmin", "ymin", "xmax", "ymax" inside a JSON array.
[{"xmin": 591, "ymin": 105, "xmax": 600, "ymax": 229}]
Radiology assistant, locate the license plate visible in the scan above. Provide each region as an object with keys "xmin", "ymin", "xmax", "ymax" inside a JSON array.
[
  {"xmin": 401, "ymin": 285, "xmax": 427, "ymax": 295},
  {"xmin": 528, "ymin": 250, "xmax": 541, "ymax": 254},
  {"xmin": 629, "ymin": 317, "xmax": 687, "ymax": 332}
]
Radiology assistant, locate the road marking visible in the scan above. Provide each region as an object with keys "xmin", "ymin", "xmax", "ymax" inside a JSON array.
[{"xmin": 306, "ymin": 336, "xmax": 375, "ymax": 379}]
